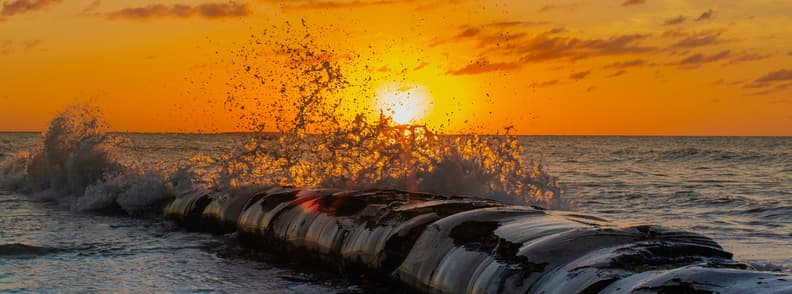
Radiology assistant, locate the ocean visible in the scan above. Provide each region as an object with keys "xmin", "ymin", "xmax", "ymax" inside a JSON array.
[{"xmin": 1, "ymin": 132, "xmax": 791, "ymax": 292}]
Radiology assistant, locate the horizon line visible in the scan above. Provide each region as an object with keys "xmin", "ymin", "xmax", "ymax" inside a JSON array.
[{"xmin": 1, "ymin": 130, "xmax": 791, "ymax": 138}]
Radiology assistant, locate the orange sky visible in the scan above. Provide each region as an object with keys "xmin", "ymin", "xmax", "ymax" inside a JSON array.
[{"xmin": 1, "ymin": 0, "xmax": 791, "ymax": 135}]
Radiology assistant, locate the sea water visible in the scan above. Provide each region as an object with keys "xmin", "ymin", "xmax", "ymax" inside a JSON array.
[{"xmin": 1, "ymin": 132, "xmax": 790, "ymax": 292}]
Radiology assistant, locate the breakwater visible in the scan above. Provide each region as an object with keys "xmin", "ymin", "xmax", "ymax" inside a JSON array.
[{"xmin": 163, "ymin": 186, "xmax": 792, "ymax": 293}]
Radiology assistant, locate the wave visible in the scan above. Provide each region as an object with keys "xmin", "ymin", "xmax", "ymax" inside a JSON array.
[
  {"xmin": 0, "ymin": 243, "xmax": 63, "ymax": 257},
  {"xmin": 740, "ymin": 206, "xmax": 792, "ymax": 220},
  {"xmin": 0, "ymin": 23, "xmax": 565, "ymax": 213},
  {"xmin": 0, "ymin": 106, "xmax": 190, "ymax": 213},
  {"xmin": 0, "ymin": 105, "xmax": 565, "ymax": 213},
  {"xmin": 611, "ymin": 147, "xmax": 791, "ymax": 164}
]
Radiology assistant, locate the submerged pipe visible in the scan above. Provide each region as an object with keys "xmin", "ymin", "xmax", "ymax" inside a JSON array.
[{"xmin": 163, "ymin": 186, "xmax": 792, "ymax": 293}]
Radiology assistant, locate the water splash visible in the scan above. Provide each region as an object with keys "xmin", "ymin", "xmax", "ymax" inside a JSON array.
[
  {"xmin": 0, "ymin": 105, "xmax": 184, "ymax": 212},
  {"xmin": 211, "ymin": 22, "xmax": 564, "ymax": 208},
  {"xmin": 0, "ymin": 22, "xmax": 565, "ymax": 210}
]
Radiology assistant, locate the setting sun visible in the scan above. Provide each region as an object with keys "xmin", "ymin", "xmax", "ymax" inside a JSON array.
[{"xmin": 374, "ymin": 83, "xmax": 433, "ymax": 125}]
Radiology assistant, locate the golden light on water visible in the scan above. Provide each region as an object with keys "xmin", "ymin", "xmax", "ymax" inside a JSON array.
[{"xmin": 374, "ymin": 83, "xmax": 433, "ymax": 125}]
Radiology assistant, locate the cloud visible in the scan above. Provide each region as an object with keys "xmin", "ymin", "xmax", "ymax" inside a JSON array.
[
  {"xmin": 487, "ymin": 21, "xmax": 550, "ymax": 28},
  {"xmin": 569, "ymin": 70, "xmax": 590, "ymax": 80},
  {"xmin": 413, "ymin": 61, "xmax": 429, "ymax": 71},
  {"xmin": 621, "ymin": 0, "xmax": 646, "ymax": 6},
  {"xmin": 747, "ymin": 82, "xmax": 792, "ymax": 96},
  {"xmin": 539, "ymin": 3, "xmax": 580, "ymax": 12},
  {"xmin": 447, "ymin": 59, "xmax": 521, "ymax": 75},
  {"xmin": 430, "ymin": 27, "xmax": 527, "ymax": 47},
  {"xmin": 755, "ymin": 69, "xmax": 792, "ymax": 83},
  {"xmin": 660, "ymin": 28, "xmax": 688, "ymax": 39},
  {"xmin": 430, "ymin": 22, "xmax": 544, "ymax": 47},
  {"xmin": 270, "ymin": 0, "xmax": 460, "ymax": 11},
  {"xmin": 454, "ymin": 27, "xmax": 480, "ymax": 38},
  {"xmin": 529, "ymin": 80, "xmax": 559, "ymax": 88},
  {"xmin": 279, "ymin": 0, "xmax": 404, "ymax": 10},
  {"xmin": 674, "ymin": 50, "xmax": 730, "ymax": 67},
  {"xmin": 608, "ymin": 70, "xmax": 627, "ymax": 77},
  {"xmin": 664, "ymin": 16, "xmax": 686, "ymax": 25},
  {"xmin": 437, "ymin": 25, "xmax": 656, "ymax": 74},
  {"xmin": 436, "ymin": 25, "xmax": 655, "ymax": 74},
  {"xmin": 512, "ymin": 33, "xmax": 654, "ymax": 62},
  {"xmin": 1, "ymin": 0, "xmax": 62, "ymax": 16},
  {"xmin": 545, "ymin": 27, "xmax": 566, "ymax": 34},
  {"xmin": 474, "ymin": 33, "xmax": 654, "ymax": 63},
  {"xmin": 671, "ymin": 30, "xmax": 723, "ymax": 48},
  {"xmin": 696, "ymin": 9, "xmax": 714, "ymax": 21},
  {"xmin": 727, "ymin": 52, "xmax": 770, "ymax": 64},
  {"xmin": 81, "ymin": 0, "xmax": 101, "ymax": 14},
  {"xmin": 604, "ymin": 59, "xmax": 647, "ymax": 68},
  {"xmin": 428, "ymin": 27, "xmax": 479, "ymax": 46},
  {"xmin": 107, "ymin": 2, "xmax": 251, "ymax": 20}
]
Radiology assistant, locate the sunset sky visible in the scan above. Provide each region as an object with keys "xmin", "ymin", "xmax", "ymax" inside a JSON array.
[{"xmin": 1, "ymin": 0, "xmax": 791, "ymax": 135}]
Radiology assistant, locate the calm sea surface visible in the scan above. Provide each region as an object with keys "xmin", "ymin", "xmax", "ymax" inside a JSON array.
[{"xmin": 2, "ymin": 133, "xmax": 790, "ymax": 292}]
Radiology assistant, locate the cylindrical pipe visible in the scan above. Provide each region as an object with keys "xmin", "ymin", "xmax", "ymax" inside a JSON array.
[{"xmin": 163, "ymin": 186, "xmax": 792, "ymax": 293}]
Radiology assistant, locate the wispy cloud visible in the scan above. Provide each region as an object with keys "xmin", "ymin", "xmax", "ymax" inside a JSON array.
[
  {"xmin": 569, "ymin": 70, "xmax": 591, "ymax": 80},
  {"xmin": 755, "ymin": 69, "xmax": 792, "ymax": 83},
  {"xmin": 447, "ymin": 58, "xmax": 521, "ymax": 75},
  {"xmin": 746, "ymin": 82, "xmax": 792, "ymax": 96},
  {"xmin": 429, "ymin": 25, "xmax": 529, "ymax": 47},
  {"xmin": 696, "ymin": 9, "xmax": 714, "ymax": 21},
  {"xmin": 664, "ymin": 16, "xmax": 686, "ymax": 26},
  {"xmin": 604, "ymin": 59, "xmax": 647, "ymax": 68},
  {"xmin": 436, "ymin": 24, "xmax": 655, "ymax": 74},
  {"xmin": 1, "ymin": 0, "xmax": 62, "ymax": 16},
  {"xmin": 607, "ymin": 70, "xmax": 627, "ymax": 77},
  {"xmin": 621, "ymin": 0, "xmax": 646, "ymax": 6},
  {"xmin": 81, "ymin": 0, "xmax": 101, "ymax": 14},
  {"xmin": 413, "ymin": 61, "xmax": 429, "ymax": 71},
  {"xmin": 512, "ymin": 33, "xmax": 654, "ymax": 62},
  {"xmin": 279, "ymin": 0, "xmax": 405, "ymax": 10},
  {"xmin": 107, "ymin": 2, "xmax": 251, "ymax": 20},
  {"xmin": 538, "ymin": 2, "xmax": 581, "ymax": 12},
  {"xmin": 529, "ymin": 79, "xmax": 559, "ymax": 88},
  {"xmin": 267, "ymin": 0, "xmax": 460, "ymax": 11},
  {"xmin": 487, "ymin": 21, "xmax": 550, "ymax": 28},
  {"xmin": 674, "ymin": 50, "xmax": 731, "ymax": 68},
  {"xmin": 727, "ymin": 52, "xmax": 770, "ymax": 65},
  {"xmin": 670, "ymin": 30, "xmax": 724, "ymax": 48}
]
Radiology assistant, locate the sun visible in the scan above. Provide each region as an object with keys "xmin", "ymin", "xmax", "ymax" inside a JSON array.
[{"xmin": 374, "ymin": 83, "xmax": 433, "ymax": 125}]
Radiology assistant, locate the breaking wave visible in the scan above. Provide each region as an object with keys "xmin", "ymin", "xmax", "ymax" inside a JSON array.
[
  {"xmin": 0, "ymin": 22, "xmax": 565, "ymax": 212},
  {"xmin": 0, "ymin": 106, "xmax": 185, "ymax": 213}
]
